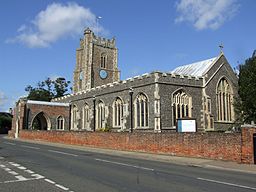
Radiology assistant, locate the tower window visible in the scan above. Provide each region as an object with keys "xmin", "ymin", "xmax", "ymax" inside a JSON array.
[
  {"xmin": 101, "ymin": 53, "xmax": 107, "ymax": 68},
  {"xmin": 79, "ymin": 71, "xmax": 83, "ymax": 80}
]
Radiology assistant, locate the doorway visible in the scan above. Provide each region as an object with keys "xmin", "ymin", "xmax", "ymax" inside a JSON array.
[{"xmin": 32, "ymin": 112, "xmax": 50, "ymax": 130}]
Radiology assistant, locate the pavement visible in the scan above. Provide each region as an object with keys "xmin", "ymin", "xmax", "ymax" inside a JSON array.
[{"xmin": 6, "ymin": 136, "xmax": 256, "ymax": 175}]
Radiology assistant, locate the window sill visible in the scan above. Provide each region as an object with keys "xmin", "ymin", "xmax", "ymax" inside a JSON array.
[
  {"xmin": 134, "ymin": 127, "xmax": 152, "ymax": 130},
  {"xmin": 215, "ymin": 121, "xmax": 234, "ymax": 124}
]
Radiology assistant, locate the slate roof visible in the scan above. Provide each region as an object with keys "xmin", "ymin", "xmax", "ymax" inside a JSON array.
[{"xmin": 172, "ymin": 56, "xmax": 218, "ymax": 77}]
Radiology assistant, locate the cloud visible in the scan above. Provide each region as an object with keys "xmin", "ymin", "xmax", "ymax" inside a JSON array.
[
  {"xmin": 175, "ymin": 0, "xmax": 239, "ymax": 30},
  {"xmin": 0, "ymin": 91, "xmax": 8, "ymax": 111},
  {"xmin": 7, "ymin": 2, "xmax": 104, "ymax": 48}
]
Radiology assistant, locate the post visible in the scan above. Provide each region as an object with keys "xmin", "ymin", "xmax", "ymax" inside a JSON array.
[
  {"xmin": 68, "ymin": 103, "xmax": 72, "ymax": 130},
  {"xmin": 129, "ymin": 88, "xmax": 134, "ymax": 133},
  {"xmin": 93, "ymin": 96, "xmax": 96, "ymax": 132}
]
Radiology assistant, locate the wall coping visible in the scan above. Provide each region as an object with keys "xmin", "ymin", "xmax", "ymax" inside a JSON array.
[{"xmin": 241, "ymin": 124, "xmax": 256, "ymax": 128}]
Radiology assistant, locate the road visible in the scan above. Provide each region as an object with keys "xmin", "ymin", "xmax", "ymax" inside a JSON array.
[{"xmin": 0, "ymin": 135, "xmax": 255, "ymax": 192}]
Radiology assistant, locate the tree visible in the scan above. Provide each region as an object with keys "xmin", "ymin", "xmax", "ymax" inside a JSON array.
[
  {"xmin": 25, "ymin": 77, "xmax": 71, "ymax": 101},
  {"xmin": 53, "ymin": 77, "xmax": 70, "ymax": 98},
  {"xmin": 0, "ymin": 115, "xmax": 12, "ymax": 134},
  {"xmin": 234, "ymin": 50, "xmax": 256, "ymax": 124}
]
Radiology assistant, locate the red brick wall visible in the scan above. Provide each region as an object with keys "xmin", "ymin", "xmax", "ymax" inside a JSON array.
[
  {"xmin": 27, "ymin": 104, "xmax": 69, "ymax": 118},
  {"xmin": 241, "ymin": 126, "xmax": 256, "ymax": 164},
  {"xmin": 18, "ymin": 130, "xmax": 243, "ymax": 162},
  {"xmin": 27, "ymin": 103, "xmax": 70, "ymax": 129},
  {"xmin": 11, "ymin": 101, "xmax": 70, "ymax": 131}
]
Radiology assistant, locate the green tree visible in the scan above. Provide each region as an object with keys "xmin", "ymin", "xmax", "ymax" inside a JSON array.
[
  {"xmin": 235, "ymin": 50, "xmax": 256, "ymax": 124},
  {"xmin": 53, "ymin": 77, "xmax": 70, "ymax": 98},
  {"xmin": 0, "ymin": 115, "xmax": 12, "ymax": 133},
  {"xmin": 25, "ymin": 77, "xmax": 71, "ymax": 101}
]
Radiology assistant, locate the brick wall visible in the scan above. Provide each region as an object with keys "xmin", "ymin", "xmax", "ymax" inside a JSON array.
[
  {"xmin": 241, "ymin": 126, "xmax": 256, "ymax": 164},
  {"xmin": 26, "ymin": 103, "xmax": 70, "ymax": 130},
  {"xmin": 16, "ymin": 130, "xmax": 243, "ymax": 163}
]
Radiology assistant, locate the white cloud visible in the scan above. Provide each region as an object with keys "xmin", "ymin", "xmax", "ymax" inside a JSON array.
[
  {"xmin": 175, "ymin": 0, "xmax": 239, "ymax": 30},
  {"xmin": 8, "ymin": 2, "xmax": 104, "ymax": 48},
  {"xmin": 0, "ymin": 91, "xmax": 8, "ymax": 111}
]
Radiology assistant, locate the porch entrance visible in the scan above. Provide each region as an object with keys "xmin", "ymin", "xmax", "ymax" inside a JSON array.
[{"xmin": 32, "ymin": 112, "xmax": 49, "ymax": 130}]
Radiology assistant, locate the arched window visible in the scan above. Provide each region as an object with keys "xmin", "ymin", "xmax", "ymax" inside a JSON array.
[
  {"xmin": 113, "ymin": 97, "xmax": 123, "ymax": 127},
  {"xmin": 83, "ymin": 104, "xmax": 90, "ymax": 129},
  {"xmin": 96, "ymin": 101, "xmax": 105, "ymax": 129},
  {"xmin": 172, "ymin": 90, "xmax": 192, "ymax": 126},
  {"xmin": 216, "ymin": 78, "xmax": 233, "ymax": 122},
  {"xmin": 82, "ymin": 104, "xmax": 90, "ymax": 129},
  {"xmin": 100, "ymin": 53, "xmax": 107, "ymax": 68},
  {"xmin": 71, "ymin": 105, "xmax": 78, "ymax": 130},
  {"xmin": 135, "ymin": 93, "xmax": 149, "ymax": 128},
  {"xmin": 57, "ymin": 116, "xmax": 64, "ymax": 130}
]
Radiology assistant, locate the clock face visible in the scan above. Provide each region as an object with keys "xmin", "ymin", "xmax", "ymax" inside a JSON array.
[{"xmin": 99, "ymin": 69, "xmax": 108, "ymax": 79}]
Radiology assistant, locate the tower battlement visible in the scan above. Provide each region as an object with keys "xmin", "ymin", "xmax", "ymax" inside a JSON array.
[
  {"xmin": 93, "ymin": 35, "xmax": 116, "ymax": 49},
  {"xmin": 73, "ymin": 28, "xmax": 119, "ymax": 94},
  {"xmin": 82, "ymin": 28, "xmax": 116, "ymax": 49}
]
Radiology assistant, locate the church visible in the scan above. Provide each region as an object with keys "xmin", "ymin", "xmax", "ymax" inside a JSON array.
[{"xmin": 12, "ymin": 28, "xmax": 238, "ymax": 134}]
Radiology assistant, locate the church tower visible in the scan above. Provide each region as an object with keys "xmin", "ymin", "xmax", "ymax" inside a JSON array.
[{"xmin": 73, "ymin": 28, "xmax": 119, "ymax": 93}]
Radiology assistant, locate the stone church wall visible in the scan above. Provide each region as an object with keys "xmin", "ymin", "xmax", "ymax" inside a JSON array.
[
  {"xmin": 204, "ymin": 55, "xmax": 238, "ymax": 131},
  {"xmin": 159, "ymin": 83, "xmax": 203, "ymax": 130},
  {"xmin": 56, "ymin": 74, "xmax": 157, "ymax": 130},
  {"xmin": 55, "ymin": 71, "xmax": 208, "ymax": 131}
]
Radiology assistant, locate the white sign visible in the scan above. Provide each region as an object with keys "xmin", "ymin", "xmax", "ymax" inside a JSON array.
[{"xmin": 177, "ymin": 119, "xmax": 196, "ymax": 132}]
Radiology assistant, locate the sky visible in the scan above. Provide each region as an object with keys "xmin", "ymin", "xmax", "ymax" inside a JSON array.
[{"xmin": 0, "ymin": 0, "xmax": 256, "ymax": 112}]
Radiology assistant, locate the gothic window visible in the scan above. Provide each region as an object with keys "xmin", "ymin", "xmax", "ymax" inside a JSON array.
[
  {"xmin": 113, "ymin": 97, "xmax": 123, "ymax": 127},
  {"xmin": 172, "ymin": 90, "xmax": 192, "ymax": 126},
  {"xmin": 216, "ymin": 78, "xmax": 233, "ymax": 122},
  {"xmin": 101, "ymin": 53, "xmax": 107, "ymax": 68},
  {"xmin": 135, "ymin": 93, "xmax": 149, "ymax": 128},
  {"xmin": 57, "ymin": 116, "xmax": 64, "ymax": 130},
  {"xmin": 82, "ymin": 104, "xmax": 90, "ymax": 129},
  {"xmin": 207, "ymin": 98, "xmax": 211, "ymax": 113},
  {"xmin": 71, "ymin": 105, "xmax": 78, "ymax": 130},
  {"xmin": 96, "ymin": 101, "xmax": 105, "ymax": 129}
]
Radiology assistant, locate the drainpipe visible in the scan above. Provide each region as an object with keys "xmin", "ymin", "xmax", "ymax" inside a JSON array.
[
  {"xmin": 69, "ymin": 103, "xmax": 71, "ymax": 131},
  {"xmin": 93, "ymin": 96, "xmax": 96, "ymax": 132},
  {"xmin": 129, "ymin": 88, "xmax": 134, "ymax": 133}
]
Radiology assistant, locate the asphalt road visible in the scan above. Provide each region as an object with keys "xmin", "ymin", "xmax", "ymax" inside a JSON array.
[{"xmin": 0, "ymin": 135, "xmax": 255, "ymax": 192}]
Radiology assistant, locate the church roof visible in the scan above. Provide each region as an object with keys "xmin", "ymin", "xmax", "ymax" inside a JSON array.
[{"xmin": 172, "ymin": 56, "xmax": 218, "ymax": 77}]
